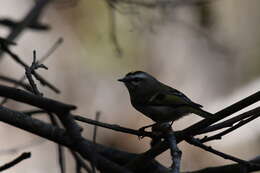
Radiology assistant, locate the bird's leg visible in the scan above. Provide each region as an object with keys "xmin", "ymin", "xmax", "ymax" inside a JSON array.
[
  {"xmin": 139, "ymin": 123, "xmax": 157, "ymax": 132},
  {"xmin": 138, "ymin": 123, "xmax": 158, "ymax": 139},
  {"xmin": 138, "ymin": 122, "xmax": 172, "ymax": 140}
]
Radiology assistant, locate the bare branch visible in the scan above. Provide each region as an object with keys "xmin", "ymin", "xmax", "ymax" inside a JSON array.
[
  {"xmin": 198, "ymin": 107, "xmax": 260, "ymax": 134},
  {"xmin": 185, "ymin": 156, "xmax": 260, "ymax": 173},
  {"xmin": 0, "ymin": 85, "xmax": 76, "ymax": 114},
  {"xmin": 0, "ymin": 152, "xmax": 31, "ymax": 171},
  {"xmin": 70, "ymin": 151, "xmax": 92, "ymax": 173},
  {"xmin": 167, "ymin": 132, "xmax": 182, "ymax": 173},
  {"xmin": 0, "ymin": 106, "xmax": 133, "ymax": 173},
  {"xmin": 74, "ymin": 114, "xmax": 155, "ymax": 138},
  {"xmin": 0, "ymin": 0, "xmax": 52, "ymax": 58},
  {"xmin": 58, "ymin": 145, "xmax": 66, "ymax": 173},
  {"xmin": 185, "ymin": 137, "xmax": 260, "ymax": 167},
  {"xmin": 0, "ymin": 75, "xmax": 32, "ymax": 92},
  {"xmin": 2, "ymin": 46, "xmax": 59, "ymax": 93},
  {"xmin": 25, "ymin": 50, "xmax": 48, "ymax": 96},
  {"xmin": 1, "ymin": 38, "xmax": 62, "ymax": 105},
  {"xmin": 200, "ymin": 113, "xmax": 260, "ymax": 143}
]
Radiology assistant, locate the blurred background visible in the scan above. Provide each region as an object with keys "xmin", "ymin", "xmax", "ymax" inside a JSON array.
[{"xmin": 0, "ymin": 0, "xmax": 260, "ymax": 172}]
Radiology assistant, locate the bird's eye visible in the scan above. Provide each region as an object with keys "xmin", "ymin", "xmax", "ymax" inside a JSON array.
[
  {"xmin": 132, "ymin": 78, "xmax": 141, "ymax": 82},
  {"xmin": 131, "ymin": 78, "xmax": 142, "ymax": 85}
]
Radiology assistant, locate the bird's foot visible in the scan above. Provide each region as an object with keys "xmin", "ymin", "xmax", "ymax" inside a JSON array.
[{"xmin": 138, "ymin": 126, "xmax": 149, "ymax": 140}]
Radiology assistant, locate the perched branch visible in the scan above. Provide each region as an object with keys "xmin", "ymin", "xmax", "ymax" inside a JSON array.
[{"xmin": 0, "ymin": 152, "xmax": 31, "ymax": 171}]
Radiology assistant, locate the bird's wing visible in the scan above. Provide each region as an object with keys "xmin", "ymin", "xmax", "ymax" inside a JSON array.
[{"xmin": 148, "ymin": 86, "xmax": 202, "ymax": 108}]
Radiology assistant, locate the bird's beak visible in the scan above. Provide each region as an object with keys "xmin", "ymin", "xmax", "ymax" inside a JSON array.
[{"xmin": 118, "ymin": 76, "xmax": 130, "ymax": 83}]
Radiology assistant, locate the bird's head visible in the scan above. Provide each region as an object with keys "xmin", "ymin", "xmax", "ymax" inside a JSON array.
[{"xmin": 118, "ymin": 71, "xmax": 159, "ymax": 99}]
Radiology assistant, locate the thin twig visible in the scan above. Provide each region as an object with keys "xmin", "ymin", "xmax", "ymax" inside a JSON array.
[
  {"xmin": 70, "ymin": 151, "xmax": 92, "ymax": 173},
  {"xmin": 111, "ymin": 0, "xmax": 214, "ymax": 9},
  {"xmin": 0, "ymin": 140, "xmax": 44, "ymax": 155},
  {"xmin": 184, "ymin": 155, "xmax": 260, "ymax": 173},
  {"xmin": 0, "ymin": 18, "xmax": 50, "ymax": 31},
  {"xmin": 74, "ymin": 115, "xmax": 155, "ymax": 138},
  {"xmin": 25, "ymin": 50, "xmax": 48, "ymax": 96},
  {"xmin": 200, "ymin": 113, "xmax": 260, "ymax": 143},
  {"xmin": 58, "ymin": 145, "xmax": 66, "ymax": 173},
  {"xmin": 0, "ymin": 0, "xmax": 52, "ymax": 58},
  {"xmin": 107, "ymin": 1, "xmax": 122, "ymax": 57},
  {"xmin": 0, "ymin": 152, "xmax": 31, "ymax": 171},
  {"xmin": 22, "ymin": 109, "xmax": 46, "ymax": 115},
  {"xmin": 39, "ymin": 37, "xmax": 63, "ymax": 63},
  {"xmin": 0, "ymin": 75, "xmax": 32, "ymax": 92},
  {"xmin": 48, "ymin": 113, "xmax": 66, "ymax": 173},
  {"xmin": 0, "ymin": 37, "xmax": 63, "ymax": 105},
  {"xmin": 2, "ymin": 46, "xmax": 59, "ymax": 93},
  {"xmin": 198, "ymin": 107, "xmax": 260, "ymax": 134},
  {"xmin": 93, "ymin": 111, "xmax": 101, "ymax": 144},
  {"xmin": 186, "ymin": 137, "xmax": 260, "ymax": 167},
  {"xmin": 91, "ymin": 111, "xmax": 101, "ymax": 173}
]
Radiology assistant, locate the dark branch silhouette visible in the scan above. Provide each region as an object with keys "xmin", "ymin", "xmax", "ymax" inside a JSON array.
[{"xmin": 0, "ymin": 152, "xmax": 31, "ymax": 171}]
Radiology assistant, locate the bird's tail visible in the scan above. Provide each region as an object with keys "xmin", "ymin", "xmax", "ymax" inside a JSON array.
[{"xmin": 189, "ymin": 107, "xmax": 213, "ymax": 118}]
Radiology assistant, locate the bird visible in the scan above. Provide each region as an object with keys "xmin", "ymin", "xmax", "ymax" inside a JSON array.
[{"xmin": 118, "ymin": 71, "xmax": 212, "ymax": 129}]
